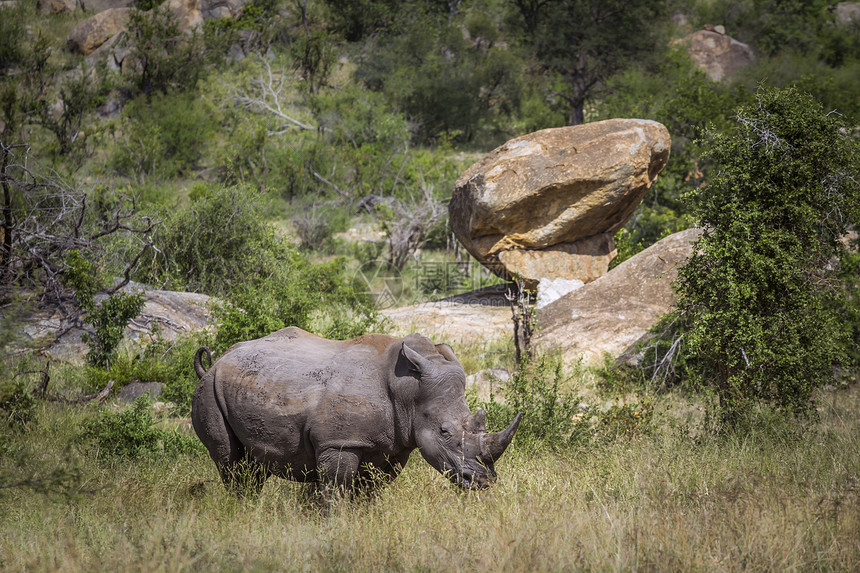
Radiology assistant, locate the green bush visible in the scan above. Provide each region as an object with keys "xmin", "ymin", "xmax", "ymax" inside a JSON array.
[
  {"xmin": 125, "ymin": 4, "xmax": 210, "ymax": 95},
  {"xmin": 676, "ymin": 86, "xmax": 860, "ymax": 428},
  {"xmin": 63, "ymin": 249, "xmax": 146, "ymax": 369},
  {"xmin": 111, "ymin": 91, "xmax": 218, "ymax": 181},
  {"xmin": 474, "ymin": 355, "xmax": 590, "ymax": 451},
  {"xmin": 594, "ymin": 400, "xmax": 655, "ymax": 442},
  {"xmin": 136, "ymin": 185, "xmax": 279, "ymax": 295},
  {"xmin": 77, "ymin": 397, "xmax": 203, "ymax": 461},
  {"xmin": 0, "ymin": 377, "xmax": 36, "ymax": 431},
  {"xmin": 136, "ymin": 184, "xmax": 379, "ymax": 350},
  {"xmin": 84, "ymin": 334, "xmax": 208, "ymax": 416}
]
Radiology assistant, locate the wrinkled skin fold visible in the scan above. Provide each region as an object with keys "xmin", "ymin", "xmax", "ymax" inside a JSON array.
[{"xmin": 191, "ymin": 327, "xmax": 521, "ymax": 498}]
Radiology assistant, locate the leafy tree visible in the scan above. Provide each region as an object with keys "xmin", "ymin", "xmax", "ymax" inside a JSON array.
[
  {"xmin": 676, "ymin": 86, "xmax": 860, "ymax": 428},
  {"xmin": 125, "ymin": 4, "xmax": 209, "ymax": 95},
  {"xmin": 525, "ymin": 0, "xmax": 666, "ymax": 125},
  {"xmin": 690, "ymin": 0, "xmax": 836, "ymax": 58},
  {"xmin": 355, "ymin": 3, "xmax": 524, "ymax": 144}
]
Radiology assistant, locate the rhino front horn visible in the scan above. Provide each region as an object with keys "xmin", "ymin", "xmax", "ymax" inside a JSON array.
[{"xmin": 481, "ymin": 412, "xmax": 522, "ymax": 462}]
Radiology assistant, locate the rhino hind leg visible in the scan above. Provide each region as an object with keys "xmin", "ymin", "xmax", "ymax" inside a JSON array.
[{"xmin": 192, "ymin": 373, "xmax": 270, "ymax": 496}]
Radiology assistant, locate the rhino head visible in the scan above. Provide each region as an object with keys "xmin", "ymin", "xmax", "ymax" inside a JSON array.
[{"xmin": 401, "ymin": 342, "xmax": 521, "ymax": 490}]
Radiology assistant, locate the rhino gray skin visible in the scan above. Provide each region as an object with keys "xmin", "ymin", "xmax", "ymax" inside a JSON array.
[{"xmin": 191, "ymin": 327, "xmax": 521, "ymax": 495}]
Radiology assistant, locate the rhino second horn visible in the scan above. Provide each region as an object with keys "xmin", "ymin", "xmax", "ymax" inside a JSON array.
[
  {"xmin": 481, "ymin": 412, "xmax": 522, "ymax": 462},
  {"xmin": 468, "ymin": 409, "xmax": 487, "ymax": 433}
]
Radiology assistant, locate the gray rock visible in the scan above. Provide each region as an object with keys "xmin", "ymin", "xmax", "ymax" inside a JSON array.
[
  {"xmin": 115, "ymin": 381, "xmax": 163, "ymax": 403},
  {"xmin": 535, "ymin": 228, "xmax": 702, "ymax": 368},
  {"xmin": 78, "ymin": 0, "xmax": 132, "ymax": 13},
  {"xmin": 466, "ymin": 368, "xmax": 510, "ymax": 403},
  {"xmin": 20, "ymin": 282, "xmax": 214, "ymax": 365},
  {"xmin": 835, "ymin": 2, "xmax": 860, "ymax": 25},
  {"xmin": 66, "ymin": 7, "xmax": 131, "ymax": 55},
  {"xmin": 677, "ymin": 28, "xmax": 755, "ymax": 82}
]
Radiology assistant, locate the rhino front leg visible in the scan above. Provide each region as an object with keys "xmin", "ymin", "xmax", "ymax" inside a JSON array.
[{"xmin": 317, "ymin": 448, "xmax": 361, "ymax": 502}]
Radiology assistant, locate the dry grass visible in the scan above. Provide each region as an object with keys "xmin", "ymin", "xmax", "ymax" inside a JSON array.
[{"xmin": 2, "ymin": 386, "xmax": 859, "ymax": 572}]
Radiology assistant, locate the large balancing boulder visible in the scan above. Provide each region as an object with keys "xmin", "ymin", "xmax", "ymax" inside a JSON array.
[{"xmin": 449, "ymin": 119, "xmax": 670, "ymax": 289}]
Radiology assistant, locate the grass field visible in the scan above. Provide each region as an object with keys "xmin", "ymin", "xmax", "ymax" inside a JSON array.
[{"xmin": 2, "ymin": 376, "xmax": 858, "ymax": 572}]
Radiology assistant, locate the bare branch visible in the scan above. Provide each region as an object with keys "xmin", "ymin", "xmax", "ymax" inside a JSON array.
[{"xmin": 233, "ymin": 56, "xmax": 317, "ymax": 133}]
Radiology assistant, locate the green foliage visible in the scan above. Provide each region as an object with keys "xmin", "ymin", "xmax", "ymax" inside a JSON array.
[
  {"xmin": 0, "ymin": 1, "xmax": 26, "ymax": 72},
  {"xmin": 136, "ymin": 185, "xmax": 279, "ymax": 294},
  {"xmin": 63, "ymin": 250, "xmax": 101, "ymax": 312},
  {"xmin": 136, "ymin": 184, "xmax": 378, "ymax": 349},
  {"xmin": 594, "ymin": 400, "xmax": 655, "ymax": 442},
  {"xmin": 529, "ymin": 0, "xmax": 667, "ymax": 125},
  {"xmin": 837, "ymin": 246, "xmax": 860, "ymax": 379},
  {"xmin": 0, "ymin": 377, "xmax": 36, "ymax": 431},
  {"xmin": 354, "ymin": 4, "xmax": 524, "ymax": 144},
  {"xmin": 84, "ymin": 334, "xmax": 208, "ymax": 416},
  {"xmin": 111, "ymin": 91, "xmax": 218, "ymax": 181},
  {"xmin": 322, "ymin": 0, "xmax": 400, "ymax": 41},
  {"xmin": 84, "ymin": 292, "xmax": 146, "ymax": 369},
  {"xmin": 63, "ymin": 249, "xmax": 145, "ymax": 369},
  {"xmin": 690, "ymin": 0, "xmax": 838, "ymax": 58},
  {"xmin": 676, "ymin": 86, "xmax": 860, "ymax": 428},
  {"xmin": 125, "ymin": 4, "xmax": 210, "ymax": 95},
  {"xmin": 476, "ymin": 355, "xmax": 589, "ymax": 451},
  {"xmin": 77, "ymin": 397, "xmax": 203, "ymax": 461},
  {"xmin": 598, "ymin": 312, "xmax": 698, "ymax": 395},
  {"xmin": 211, "ymin": 254, "xmax": 379, "ymax": 352}
]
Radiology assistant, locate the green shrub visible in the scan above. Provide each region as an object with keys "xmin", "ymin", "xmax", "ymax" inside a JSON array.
[
  {"xmin": 594, "ymin": 400, "xmax": 655, "ymax": 442},
  {"xmin": 0, "ymin": 377, "xmax": 36, "ymax": 431},
  {"xmin": 77, "ymin": 397, "xmax": 203, "ymax": 461},
  {"xmin": 136, "ymin": 185, "xmax": 279, "ymax": 295},
  {"xmin": 125, "ymin": 4, "xmax": 210, "ymax": 95},
  {"xmin": 84, "ymin": 334, "xmax": 209, "ymax": 416},
  {"xmin": 63, "ymin": 249, "xmax": 146, "ymax": 369},
  {"xmin": 137, "ymin": 184, "xmax": 379, "ymax": 349},
  {"xmin": 676, "ymin": 86, "xmax": 860, "ymax": 428},
  {"xmin": 111, "ymin": 91, "xmax": 218, "ymax": 181},
  {"xmin": 211, "ymin": 256, "xmax": 379, "ymax": 352},
  {"xmin": 474, "ymin": 355, "xmax": 590, "ymax": 451}
]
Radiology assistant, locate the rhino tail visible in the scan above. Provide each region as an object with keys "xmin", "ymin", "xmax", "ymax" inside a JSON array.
[{"xmin": 194, "ymin": 346, "xmax": 213, "ymax": 379}]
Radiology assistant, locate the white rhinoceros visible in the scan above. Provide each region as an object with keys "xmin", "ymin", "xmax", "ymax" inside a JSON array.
[{"xmin": 191, "ymin": 327, "xmax": 521, "ymax": 496}]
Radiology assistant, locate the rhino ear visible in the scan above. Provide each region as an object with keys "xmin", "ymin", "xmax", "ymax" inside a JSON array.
[
  {"xmin": 434, "ymin": 343, "xmax": 461, "ymax": 365},
  {"xmin": 402, "ymin": 343, "xmax": 434, "ymax": 375}
]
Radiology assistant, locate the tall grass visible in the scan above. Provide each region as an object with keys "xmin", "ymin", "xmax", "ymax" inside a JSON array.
[{"xmin": 2, "ymin": 384, "xmax": 858, "ymax": 571}]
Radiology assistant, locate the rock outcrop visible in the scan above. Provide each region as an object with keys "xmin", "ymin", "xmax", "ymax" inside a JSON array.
[
  {"xmin": 38, "ymin": 0, "xmax": 79, "ymax": 14},
  {"xmin": 21, "ymin": 283, "xmax": 214, "ymax": 364},
  {"xmin": 68, "ymin": 0, "xmax": 238, "ymax": 57},
  {"xmin": 78, "ymin": 0, "xmax": 132, "ymax": 12},
  {"xmin": 535, "ymin": 227, "xmax": 702, "ymax": 368},
  {"xmin": 449, "ymin": 119, "xmax": 671, "ymax": 289},
  {"xmin": 677, "ymin": 27, "xmax": 755, "ymax": 82},
  {"xmin": 66, "ymin": 7, "xmax": 131, "ymax": 55},
  {"xmin": 835, "ymin": 2, "xmax": 860, "ymax": 25},
  {"xmin": 200, "ymin": 0, "xmax": 246, "ymax": 19},
  {"xmin": 380, "ymin": 285, "xmax": 512, "ymax": 344}
]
